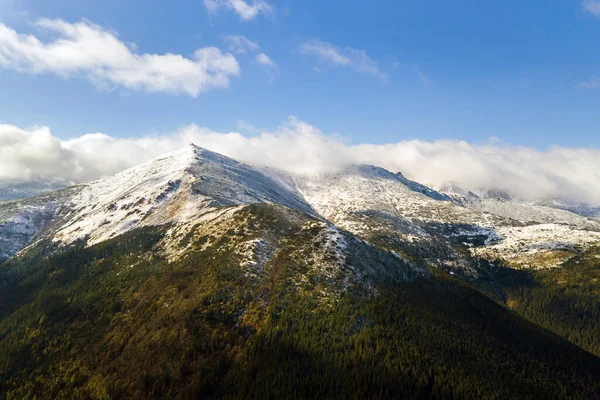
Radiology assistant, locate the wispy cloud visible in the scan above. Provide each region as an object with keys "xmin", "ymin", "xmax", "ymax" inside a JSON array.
[
  {"xmin": 0, "ymin": 0, "xmax": 28, "ymax": 22},
  {"xmin": 222, "ymin": 35, "xmax": 276, "ymax": 78},
  {"xmin": 414, "ymin": 65, "xmax": 432, "ymax": 87},
  {"xmin": 203, "ymin": 0, "xmax": 274, "ymax": 21},
  {"xmin": 0, "ymin": 19, "xmax": 240, "ymax": 96},
  {"xmin": 236, "ymin": 120, "xmax": 263, "ymax": 134},
  {"xmin": 577, "ymin": 78, "xmax": 600, "ymax": 89},
  {"xmin": 2, "ymin": 118, "xmax": 600, "ymax": 205},
  {"xmin": 299, "ymin": 38, "xmax": 387, "ymax": 82},
  {"xmin": 256, "ymin": 52, "xmax": 277, "ymax": 68},
  {"xmin": 392, "ymin": 62, "xmax": 432, "ymax": 87},
  {"xmin": 577, "ymin": 1, "xmax": 600, "ymax": 88},
  {"xmin": 223, "ymin": 34, "xmax": 260, "ymax": 54},
  {"xmin": 583, "ymin": 0, "xmax": 600, "ymax": 18}
]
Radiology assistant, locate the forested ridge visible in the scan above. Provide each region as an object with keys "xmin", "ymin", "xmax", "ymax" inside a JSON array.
[
  {"xmin": 0, "ymin": 205, "xmax": 599, "ymax": 399},
  {"xmin": 492, "ymin": 246, "xmax": 600, "ymax": 358}
]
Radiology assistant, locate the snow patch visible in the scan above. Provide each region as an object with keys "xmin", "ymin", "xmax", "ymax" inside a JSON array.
[{"xmin": 473, "ymin": 224, "xmax": 600, "ymax": 269}]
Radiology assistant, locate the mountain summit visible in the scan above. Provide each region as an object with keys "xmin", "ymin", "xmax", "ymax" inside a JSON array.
[{"xmin": 1, "ymin": 145, "xmax": 318, "ymax": 258}]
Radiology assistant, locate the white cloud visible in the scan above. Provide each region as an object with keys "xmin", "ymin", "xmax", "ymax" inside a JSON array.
[
  {"xmin": 1, "ymin": 118, "xmax": 600, "ymax": 205},
  {"xmin": 221, "ymin": 36, "xmax": 276, "ymax": 77},
  {"xmin": 0, "ymin": 19, "xmax": 240, "ymax": 96},
  {"xmin": 299, "ymin": 38, "xmax": 387, "ymax": 81},
  {"xmin": 223, "ymin": 34, "xmax": 259, "ymax": 54},
  {"xmin": 256, "ymin": 52, "xmax": 277, "ymax": 68},
  {"xmin": 583, "ymin": 0, "xmax": 600, "ymax": 17},
  {"xmin": 203, "ymin": 0, "xmax": 274, "ymax": 21}
]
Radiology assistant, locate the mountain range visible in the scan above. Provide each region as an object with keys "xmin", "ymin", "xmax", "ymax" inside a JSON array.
[{"xmin": 1, "ymin": 145, "xmax": 599, "ymax": 399}]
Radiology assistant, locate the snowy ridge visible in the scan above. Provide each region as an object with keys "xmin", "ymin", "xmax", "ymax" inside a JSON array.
[
  {"xmin": 2, "ymin": 145, "xmax": 600, "ymax": 274},
  {"xmin": 291, "ymin": 164, "xmax": 508, "ymax": 241},
  {"xmin": 0, "ymin": 202, "xmax": 57, "ymax": 261},
  {"xmin": 437, "ymin": 182, "xmax": 600, "ymax": 222},
  {"xmin": 472, "ymin": 224, "xmax": 600, "ymax": 269},
  {"xmin": 0, "ymin": 187, "xmax": 77, "ymax": 261},
  {"xmin": 531, "ymin": 198, "xmax": 600, "ymax": 219},
  {"xmin": 465, "ymin": 199, "xmax": 600, "ymax": 231},
  {"xmin": 53, "ymin": 144, "xmax": 317, "ymax": 245},
  {"xmin": 0, "ymin": 145, "xmax": 316, "ymax": 258}
]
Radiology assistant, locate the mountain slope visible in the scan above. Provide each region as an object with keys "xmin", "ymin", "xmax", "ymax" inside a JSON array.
[
  {"xmin": 54, "ymin": 144, "xmax": 318, "ymax": 246},
  {"xmin": 291, "ymin": 164, "xmax": 508, "ymax": 240},
  {"xmin": 3, "ymin": 145, "xmax": 599, "ymax": 300},
  {"xmin": 532, "ymin": 198, "xmax": 600, "ymax": 219},
  {"xmin": 4, "ymin": 146, "xmax": 599, "ymax": 272},
  {"xmin": 0, "ymin": 145, "xmax": 317, "ymax": 260},
  {"xmin": 1, "ymin": 145, "xmax": 600, "ymax": 399},
  {"xmin": 0, "ymin": 187, "xmax": 77, "ymax": 262},
  {"xmin": 290, "ymin": 165, "xmax": 518, "ymax": 286},
  {"xmin": 491, "ymin": 245, "xmax": 600, "ymax": 357},
  {"xmin": 1, "ymin": 204, "xmax": 599, "ymax": 399},
  {"xmin": 463, "ymin": 198, "xmax": 600, "ymax": 231}
]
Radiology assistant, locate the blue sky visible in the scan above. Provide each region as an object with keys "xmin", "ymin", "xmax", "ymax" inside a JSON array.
[{"xmin": 1, "ymin": 0, "xmax": 600, "ymax": 147}]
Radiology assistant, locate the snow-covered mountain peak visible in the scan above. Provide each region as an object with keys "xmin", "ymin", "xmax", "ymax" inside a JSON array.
[
  {"xmin": 186, "ymin": 143, "xmax": 244, "ymax": 166},
  {"xmin": 134, "ymin": 142, "xmax": 236, "ymax": 172},
  {"xmin": 2, "ymin": 145, "xmax": 600, "ymax": 274},
  {"xmin": 0, "ymin": 145, "xmax": 318, "ymax": 252}
]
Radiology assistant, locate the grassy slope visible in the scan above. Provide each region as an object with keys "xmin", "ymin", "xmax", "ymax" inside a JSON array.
[{"xmin": 0, "ymin": 205, "xmax": 598, "ymax": 399}]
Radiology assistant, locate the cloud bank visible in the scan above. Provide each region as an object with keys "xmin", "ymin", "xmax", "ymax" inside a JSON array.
[
  {"xmin": 1, "ymin": 118, "xmax": 599, "ymax": 205},
  {"xmin": 0, "ymin": 19, "xmax": 240, "ymax": 96}
]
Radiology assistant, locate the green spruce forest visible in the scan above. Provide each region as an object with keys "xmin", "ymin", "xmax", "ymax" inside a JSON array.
[
  {"xmin": 0, "ymin": 205, "xmax": 599, "ymax": 399},
  {"xmin": 492, "ymin": 247, "xmax": 600, "ymax": 358}
]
